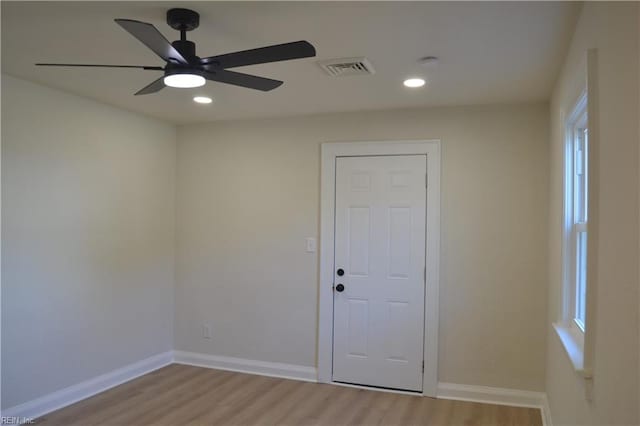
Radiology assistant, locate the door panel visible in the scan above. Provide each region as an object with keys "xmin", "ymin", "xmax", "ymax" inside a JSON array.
[
  {"xmin": 333, "ymin": 155, "xmax": 426, "ymax": 392},
  {"xmin": 347, "ymin": 299, "xmax": 369, "ymax": 357},
  {"xmin": 348, "ymin": 207, "xmax": 370, "ymax": 277},
  {"xmin": 388, "ymin": 207, "xmax": 412, "ymax": 278},
  {"xmin": 386, "ymin": 301, "xmax": 410, "ymax": 361}
]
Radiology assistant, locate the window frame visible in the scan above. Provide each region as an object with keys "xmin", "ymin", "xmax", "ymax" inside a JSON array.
[
  {"xmin": 554, "ymin": 49, "xmax": 597, "ymax": 386},
  {"xmin": 562, "ymin": 91, "xmax": 588, "ymax": 344}
]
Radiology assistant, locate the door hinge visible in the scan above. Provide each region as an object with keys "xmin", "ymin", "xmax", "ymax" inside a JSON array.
[
  {"xmin": 424, "ymin": 267, "xmax": 426, "ymax": 282},
  {"xmin": 422, "ymin": 361, "xmax": 424, "ymax": 373},
  {"xmin": 425, "ymin": 173, "xmax": 428, "ymax": 188}
]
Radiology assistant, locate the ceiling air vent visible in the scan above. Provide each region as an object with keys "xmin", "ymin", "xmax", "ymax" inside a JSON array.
[{"xmin": 318, "ymin": 57, "xmax": 375, "ymax": 77}]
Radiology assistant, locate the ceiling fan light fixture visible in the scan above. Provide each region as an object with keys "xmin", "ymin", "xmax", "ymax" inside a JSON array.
[
  {"xmin": 37, "ymin": 9, "xmax": 316, "ymax": 95},
  {"xmin": 163, "ymin": 73, "xmax": 205, "ymax": 88}
]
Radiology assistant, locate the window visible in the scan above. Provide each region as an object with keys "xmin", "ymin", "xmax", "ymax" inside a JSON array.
[
  {"xmin": 555, "ymin": 51, "xmax": 597, "ymax": 381},
  {"xmin": 563, "ymin": 92, "xmax": 588, "ymax": 335}
]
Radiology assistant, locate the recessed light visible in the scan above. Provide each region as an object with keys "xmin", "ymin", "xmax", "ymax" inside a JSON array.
[
  {"xmin": 403, "ymin": 78, "xmax": 426, "ymax": 88},
  {"xmin": 193, "ymin": 96, "xmax": 213, "ymax": 104}
]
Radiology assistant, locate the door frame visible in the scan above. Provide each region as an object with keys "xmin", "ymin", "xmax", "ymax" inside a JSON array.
[{"xmin": 318, "ymin": 140, "xmax": 441, "ymax": 397}]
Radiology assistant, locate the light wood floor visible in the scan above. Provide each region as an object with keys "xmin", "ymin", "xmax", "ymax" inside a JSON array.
[{"xmin": 37, "ymin": 364, "xmax": 542, "ymax": 426}]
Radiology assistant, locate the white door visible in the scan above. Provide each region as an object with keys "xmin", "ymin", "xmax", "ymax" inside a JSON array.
[{"xmin": 332, "ymin": 155, "xmax": 426, "ymax": 392}]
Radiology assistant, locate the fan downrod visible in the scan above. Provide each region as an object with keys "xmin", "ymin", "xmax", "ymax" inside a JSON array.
[{"xmin": 167, "ymin": 8, "xmax": 200, "ymax": 32}]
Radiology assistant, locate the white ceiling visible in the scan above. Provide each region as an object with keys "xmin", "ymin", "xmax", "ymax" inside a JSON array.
[{"xmin": 2, "ymin": 1, "xmax": 579, "ymax": 124}]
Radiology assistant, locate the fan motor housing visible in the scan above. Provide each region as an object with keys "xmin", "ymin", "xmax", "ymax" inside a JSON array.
[
  {"xmin": 163, "ymin": 64, "xmax": 204, "ymax": 78},
  {"xmin": 172, "ymin": 40, "xmax": 197, "ymax": 61},
  {"xmin": 167, "ymin": 8, "xmax": 200, "ymax": 32}
]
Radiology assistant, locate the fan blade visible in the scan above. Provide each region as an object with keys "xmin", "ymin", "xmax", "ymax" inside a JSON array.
[
  {"xmin": 204, "ymin": 69, "xmax": 283, "ymax": 91},
  {"xmin": 201, "ymin": 41, "xmax": 316, "ymax": 69},
  {"xmin": 36, "ymin": 63, "xmax": 163, "ymax": 70},
  {"xmin": 134, "ymin": 76, "xmax": 166, "ymax": 96},
  {"xmin": 115, "ymin": 19, "xmax": 188, "ymax": 64}
]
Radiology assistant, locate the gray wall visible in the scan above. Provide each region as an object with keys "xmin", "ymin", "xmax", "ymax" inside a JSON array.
[
  {"xmin": 546, "ymin": 3, "xmax": 639, "ymax": 425},
  {"xmin": 175, "ymin": 103, "xmax": 550, "ymax": 391},
  {"xmin": 1, "ymin": 76, "xmax": 177, "ymax": 409}
]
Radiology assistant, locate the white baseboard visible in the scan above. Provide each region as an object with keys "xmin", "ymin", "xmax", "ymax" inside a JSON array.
[
  {"xmin": 541, "ymin": 394, "xmax": 553, "ymax": 426},
  {"xmin": 173, "ymin": 350, "xmax": 317, "ymax": 383},
  {"xmin": 437, "ymin": 382, "xmax": 546, "ymax": 408},
  {"xmin": 2, "ymin": 351, "xmax": 173, "ymax": 420},
  {"xmin": 437, "ymin": 382, "xmax": 550, "ymax": 426}
]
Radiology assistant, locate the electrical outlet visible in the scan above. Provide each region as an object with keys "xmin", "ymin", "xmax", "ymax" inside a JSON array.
[{"xmin": 202, "ymin": 324, "xmax": 211, "ymax": 339}]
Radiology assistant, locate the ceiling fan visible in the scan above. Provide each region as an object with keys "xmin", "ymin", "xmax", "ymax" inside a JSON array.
[{"xmin": 36, "ymin": 8, "xmax": 317, "ymax": 95}]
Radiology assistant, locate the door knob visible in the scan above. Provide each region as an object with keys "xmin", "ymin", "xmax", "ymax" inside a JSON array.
[
  {"xmin": 335, "ymin": 284, "xmax": 345, "ymax": 292},
  {"xmin": 336, "ymin": 268, "xmax": 344, "ymax": 276}
]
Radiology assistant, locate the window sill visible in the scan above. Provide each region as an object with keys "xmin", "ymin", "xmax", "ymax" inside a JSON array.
[{"xmin": 553, "ymin": 322, "xmax": 591, "ymax": 379}]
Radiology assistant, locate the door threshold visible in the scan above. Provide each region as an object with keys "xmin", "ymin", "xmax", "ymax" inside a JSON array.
[{"xmin": 331, "ymin": 380, "xmax": 424, "ymax": 396}]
